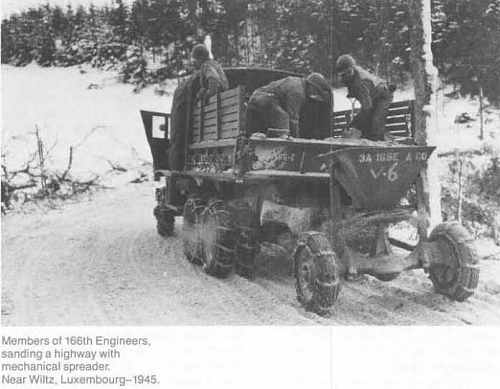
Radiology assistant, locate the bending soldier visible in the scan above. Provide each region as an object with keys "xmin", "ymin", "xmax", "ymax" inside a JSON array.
[
  {"xmin": 336, "ymin": 54, "xmax": 394, "ymax": 141},
  {"xmin": 247, "ymin": 73, "xmax": 332, "ymax": 139},
  {"xmin": 168, "ymin": 44, "xmax": 228, "ymax": 170}
]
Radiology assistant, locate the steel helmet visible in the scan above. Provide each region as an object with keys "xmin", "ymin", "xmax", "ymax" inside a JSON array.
[
  {"xmin": 191, "ymin": 44, "xmax": 210, "ymax": 62},
  {"xmin": 306, "ymin": 72, "xmax": 330, "ymax": 91},
  {"xmin": 306, "ymin": 72, "xmax": 331, "ymax": 102},
  {"xmin": 336, "ymin": 54, "xmax": 356, "ymax": 75}
]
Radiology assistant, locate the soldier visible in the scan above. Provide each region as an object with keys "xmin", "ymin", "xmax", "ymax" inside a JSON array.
[
  {"xmin": 336, "ymin": 54, "xmax": 394, "ymax": 141},
  {"xmin": 247, "ymin": 72, "xmax": 333, "ymax": 139},
  {"xmin": 168, "ymin": 44, "xmax": 228, "ymax": 170},
  {"xmin": 191, "ymin": 43, "xmax": 229, "ymax": 103}
]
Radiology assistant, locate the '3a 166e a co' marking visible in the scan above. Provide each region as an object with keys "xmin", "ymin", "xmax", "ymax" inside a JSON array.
[{"xmin": 358, "ymin": 151, "xmax": 429, "ymax": 182}]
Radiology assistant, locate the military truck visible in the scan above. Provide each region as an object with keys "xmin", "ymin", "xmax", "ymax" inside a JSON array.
[{"xmin": 140, "ymin": 68, "xmax": 479, "ymax": 315}]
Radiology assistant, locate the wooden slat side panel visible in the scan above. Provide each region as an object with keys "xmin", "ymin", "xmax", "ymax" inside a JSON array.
[
  {"xmin": 201, "ymin": 117, "xmax": 218, "ymax": 128},
  {"xmin": 389, "ymin": 100, "xmax": 413, "ymax": 108},
  {"xmin": 388, "ymin": 106, "xmax": 411, "ymax": 115},
  {"xmin": 237, "ymin": 85, "xmax": 246, "ymax": 135},
  {"xmin": 190, "ymin": 85, "xmax": 246, "ymax": 144},
  {"xmin": 390, "ymin": 131, "xmax": 411, "ymax": 136},
  {"xmin": 199, "ymin": 104, "xmax": 205, "ymax": 141},
  {"xmin": 201, "ymin": 132, "xmax": 218, "ymax": 141},
  {"xmin": 220, "ymin": 128, "xmax": 239, "ymax": 139},
  {"xmin": 333, "ymin": 109, "xmax": 352, "ymax": 118},
  {"xmin": 219, "ymin": 87, "xmax": 240, "ymax": 100},
  {"xmin": 193, "ymin": 109, "xmax": 217, "ymax": 121},
  {"xmin": 220, "ymin": 104, "xmax": 239, "ymax": 116},
  {"xmin": 220, "ymin": 96, "xmax": 240, "ymax": 110},
  {"xmin": 201, "ymin": 123, "xmax": 218, "ymax": 133},
  {"xmin": 386, "ymin": 124, "xmax": 410, "ymax": 134},
  {"xmin": 194, "ymin": 102, "xmax": 217, "ymax": 115},
  {"xmin": 221, "ymin": 121, "xmax": 239, "ymax": 131},
  {"xmin": 333, "ymin": 101, "xmax": 412, "ymax": 116},
  {"xmin": 331, "ymin": 100, "xmax": 413, "ymax": 138},
  {"xmin": 215, "ymin": 94, "xmax": 221, "ymax": 140},
  {"xmin": 192, "ymin": 120, "xmax": 201, "ymax": 133},
  {"xmin": 221, "ymin": 112, "xmax": 239, "ymax": 124},
  {"xmin": 334, "ymin": 115, "xmax": 351, "ymax": 124},
  {"xmin": 188, "ymin": 139, "xmax": 237, "ymax": 150},
  {"xmin": 330, "ymin": 126, "xmax": 410, "ymax": 135},
  {"xmin": 386, "ymin": 115, "xmax": 408, "ymax": 124},
  {"xmin": 203, "ymin": 127, "xmax": 217, "ymax": 140},
  {"xmin": 191, "ymin": 128, "xmax": 200, "ymax": 143}
]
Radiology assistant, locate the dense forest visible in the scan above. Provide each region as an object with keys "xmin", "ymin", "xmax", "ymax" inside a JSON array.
[{"xmin": 2, "ymin": 0, "xmax": 500, "ymax": 102}]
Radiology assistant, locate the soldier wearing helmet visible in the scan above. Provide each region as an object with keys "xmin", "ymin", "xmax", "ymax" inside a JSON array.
[
  {"xmin": 336, "ymin": 54, "xmax": 394, "ymax": 141},
  {"xmin": 247, "ymin": 72, "xmax": 333, "ymax": 138},
  {"xmin": 168, "ymin": 44, "xmax": 228, "ymax": 170},
  {"xmin": 190, "ymin": 43, "xmax": 229, "ymax": 103}
]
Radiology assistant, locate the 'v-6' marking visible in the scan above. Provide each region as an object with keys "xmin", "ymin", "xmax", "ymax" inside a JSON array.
[{"xmin": 370, "ymin": 162, "xmax": 398, "ymax": 182}]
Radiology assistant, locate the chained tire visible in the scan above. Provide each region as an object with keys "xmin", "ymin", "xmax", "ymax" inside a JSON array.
[
  {"xmin": 154, "ymin": 206, "xmax": 175, "ymax": 237},
  {"xmin": 182, "ymin": 195, "xmax": 205, "ymax": 264},
  {"xmin": 200, "ymin": 199, "xmax": 236, "ymax": 277},
  {"xmin": 232, "ymin": 201, "xmax": 259, "ymax": 277},
  {"xmin": 154, "ymin": 187, "xmax": 175, "ymax": 237},
  {"xmin": 294, "ymin": 231, "xmax": 341, "ymax": 315},
  {"xmin": 428, "ymin": 222, "xmax": 480, "ymax": 302}
]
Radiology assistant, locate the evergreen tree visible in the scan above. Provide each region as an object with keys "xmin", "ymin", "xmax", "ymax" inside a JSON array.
[
  {"xmin": 0, "ymin": 0, "xmax": 498, "ymax": 100},
  {"xmin": 433, "ymin": 0, "xmax": 500, "ymax": 102},
  {"xmin": 109, "ymin": 0, "xmax": 129, "ymax": 42},
  {"xmin": 1, "ymin": 20, "xmax": 15, "ymax": 63}
]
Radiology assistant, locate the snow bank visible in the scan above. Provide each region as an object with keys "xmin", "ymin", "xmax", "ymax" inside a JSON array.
[{"xmin": 1, "ymin": 64, "xmax": 175, "ymax": 182}]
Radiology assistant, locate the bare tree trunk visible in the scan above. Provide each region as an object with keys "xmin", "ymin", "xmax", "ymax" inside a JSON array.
[
  {"xmin": 409, "ymin": 0, "xmax": 442, "ymax": 238},
  {"xmin": 479, "ymin": 83, "xmax": 484, "ymax": 140},
  {"xmin": 35, "ymin": 124, "xmax": 47, "ymax": 195},
  {"xmin": 457, "ymin": 157, "xmax": 463, "ymax": 223}
]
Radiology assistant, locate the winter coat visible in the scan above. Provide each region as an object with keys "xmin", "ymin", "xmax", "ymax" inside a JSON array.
[
  {"xmin": 343, "ymin": 66, "xmax": 393, "ymax": 140},
  {"xmin": 248, "ymin": 76, "xmax": 332, "ymax": 138},
  {"xmin": 168, "ymin": 60, "xmax": 228, "ymax": 170},
  {"xmin": 197, "ymin": 59, "xmax": 229, "ymax": 102}
]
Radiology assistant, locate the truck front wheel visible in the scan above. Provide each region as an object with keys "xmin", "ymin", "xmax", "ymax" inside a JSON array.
[
  {"xmin": 294, "ymin": 231, "xmax": 341, "ymax": 315},
  {"xmin": 428, "ymin": 223, "xmax": 480, "ymax": 302}
]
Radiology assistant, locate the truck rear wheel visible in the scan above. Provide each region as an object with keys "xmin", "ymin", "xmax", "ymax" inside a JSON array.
[
  {"xmin": 155, "ymin": 208, "xmax": 175, "ymax": 236},
  {"xmin": 294, "ymin": 232, "xmax": 341, "ymax": 315},
  {"xmin": 233, "ymin": 202, "xmax": 259, "ymax": 277},
  {"xmin": 183, "ymin": 195, "xmax": 205, "ymax": 264},
  {"xmin": 428, "ymin": 223, "xmax": 480, "ymax": 302},
  {"xmin": 200, "ymin": 199, "xmax": 236, "ymax": 277},
  {"xmin": 154, "ymin": 187, "xmax": 175, "ymax": 237}
]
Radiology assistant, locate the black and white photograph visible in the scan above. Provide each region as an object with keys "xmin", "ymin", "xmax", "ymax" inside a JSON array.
[
  {"xmin": 2, "ymin": 0, "xmax": 500, "ymax": 380},
  {"xmin": 2, "ymin": 0, "xmax": 500, "ymax": 327},
  {"xmin": 2, "ymin": 0, "xmax": 500, "ymax": 387}
]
